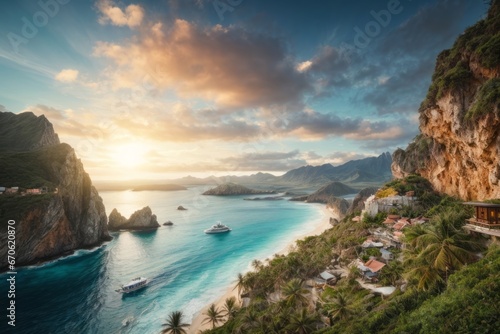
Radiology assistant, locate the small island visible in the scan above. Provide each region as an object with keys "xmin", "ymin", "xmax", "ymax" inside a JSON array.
[
  {"xmin": 243, "ymin": 196, "xmax": 284, "ymax": 201},
  {"xmin": 177, "ymin": 205, "xmax": 187, "ymax": 210},
  {"xmin": 202, "ymin": 182, "xmax": 276, "ymax": 196}
]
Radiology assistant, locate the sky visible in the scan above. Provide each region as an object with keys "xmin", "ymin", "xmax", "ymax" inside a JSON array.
[{"xmin": 0, "ymin": 0, "xmax": 489, "ymax": 180}]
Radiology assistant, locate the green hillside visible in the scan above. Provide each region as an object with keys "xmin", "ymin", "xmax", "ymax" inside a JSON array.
[
  {"xmin": 199, "ymin": 174, "xmax": 497, "ymax": 334},
  {"xmin": 0, "ymin": 143, "xmax": 73, "ymax": 190}
]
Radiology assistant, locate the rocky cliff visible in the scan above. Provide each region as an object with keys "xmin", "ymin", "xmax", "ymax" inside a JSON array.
[
  {"xmin": 0, "ymin": 112, "xmax": 110, "ymax": 270},
  {"xmin": 392, "ymin": 3, "xmax": 500, "ymax": 201},
  {"xmin": 108, "ymin": 206, "xmax": 160, "ymax": 231},
  {"xmin": 346, "ymin": 187, "xmax": 379, "ymax": 215}
]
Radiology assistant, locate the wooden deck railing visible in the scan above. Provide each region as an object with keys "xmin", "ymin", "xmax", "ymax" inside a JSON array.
[{"xmin": 466, "ymin": 219, "xmax": 500, "ymax": 229}]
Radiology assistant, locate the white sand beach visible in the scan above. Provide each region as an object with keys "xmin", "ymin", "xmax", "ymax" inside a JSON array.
[{"xmin": 188, "ymin": 205, "xmax": 336, "ymax": 333}]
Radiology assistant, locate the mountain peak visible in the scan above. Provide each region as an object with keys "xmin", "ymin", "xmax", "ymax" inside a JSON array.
[{"xmin": 0, "ymin": 111, "xmax": 60, "ymax": 152}]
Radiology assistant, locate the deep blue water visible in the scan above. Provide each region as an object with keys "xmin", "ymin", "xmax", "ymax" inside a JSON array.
[{"xmin": 1, "ymin": 187, "xmax": 324, "ymax": 334}]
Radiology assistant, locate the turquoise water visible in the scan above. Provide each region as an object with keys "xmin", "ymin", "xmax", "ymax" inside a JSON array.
[{"xmin": 1, "ymin": 186, "xmax": 324, "ymax": 333}]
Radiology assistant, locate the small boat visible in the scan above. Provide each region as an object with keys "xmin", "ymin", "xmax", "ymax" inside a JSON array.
[
  {"xmin": 204, "ymin": 222, "xmax": 231, "ymax": 234},
  {"xmin": 116, "ymin": 277, "xmax": 149, "ymax": 293}
]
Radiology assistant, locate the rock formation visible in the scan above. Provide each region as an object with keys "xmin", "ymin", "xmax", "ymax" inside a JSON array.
[
  {"xmin": 108, "ymin": 206, "xmax": 160, "ymax": 231},
  {"xmin": 177, "ymin": 205, "xmax": 187, "ymax": 210},
  {"xmin": 0, "ymin": 112, "xmax": 110, "ymax": 270},
  {"xmin": 391, "ymin": 3, "xmax": 500, "ymax": 201},
  {"xmin": 326, "ymin": 197, "xmax": 350, "ymax": 219},
  {"xmin": 346, "ymin": 187, "xmax": 379, "ymax": 215},
  {"xmin": 108, "ymin": 209, "xmax": 127, "ymax": 227},
  {"xmin": 203, "ymin": 182, "xmax": 275, "ymax": 196}
]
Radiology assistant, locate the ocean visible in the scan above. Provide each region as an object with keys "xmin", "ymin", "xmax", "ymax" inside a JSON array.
[{"xmin": 1, "ymin": 186, "xmax": 325, "ymax": 334}]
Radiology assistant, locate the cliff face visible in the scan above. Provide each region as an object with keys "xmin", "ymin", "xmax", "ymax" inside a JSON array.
[
  {"xmin": 0, "ymin": 112, "xmax": 110, "ymax": 270},
  {"xmin": 392, "ymin": 3, "xmax": 500, "ymax": 201}
]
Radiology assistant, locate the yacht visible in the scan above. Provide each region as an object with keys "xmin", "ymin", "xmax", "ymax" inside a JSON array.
[
  {"xmin": 116, "ymin": 277, "xmax": 149, "ymax": 293},
  {"xmin": 204, "ymin": 222, "xmax": 231, "ymax": 234}
]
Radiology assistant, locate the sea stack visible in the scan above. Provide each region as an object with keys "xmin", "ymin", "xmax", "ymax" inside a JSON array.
[{"xmin": 108, "ymin": 206, "xmax": 160, "ymax": 231}]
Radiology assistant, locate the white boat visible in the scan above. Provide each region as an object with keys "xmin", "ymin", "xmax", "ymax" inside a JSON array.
[
  {"xmin": 116, "ymin": 277, "xmax": 149, "ymax": 293},
  {"xmin": 204, "ymin": 222, "xmax": 231, "ymax": 234}
]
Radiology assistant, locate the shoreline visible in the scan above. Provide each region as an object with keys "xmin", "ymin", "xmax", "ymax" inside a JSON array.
[{"xmin": 188, "ymin": 204, "xmax": 336, "ymax": 333}]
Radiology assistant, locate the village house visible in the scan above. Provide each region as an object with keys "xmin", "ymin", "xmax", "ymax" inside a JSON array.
[
  {"xmin": 364, "ymin": 193, "xmax": 417, "ymax": 217},
  {"xmin": 5, "ymin": 187, "xmax": 19, "ymax": 194},
  {"xmin": 26, "ymin": 188, "xmax": 42, "ymax": 195},
  {"xmin": 356, "ymin": 258, "xmax": 386, "ymax": 282},
  {"xmin": 464, "ymin": 201, "xmax": 500, "ymax": 239},
  {"xmin": 380, "ymin": 248, "xmax": 393, "ymax": 262}
]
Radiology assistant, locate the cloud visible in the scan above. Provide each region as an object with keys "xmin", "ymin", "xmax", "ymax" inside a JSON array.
[
  {"xmin": 112, "ymin": 104, "xmax": 261, "ymax": 142},
  {"xmin": 360, "ymin": 51, "xmax": 436, "ymax": 115},
  {"xmin": 301, "ymin": 45, "xmax": 361, "ymax": 95},
  {"xmin": 28, "ymin": 104, "xmax": 110, "ymax": 140},
  {"xmin": 355, "ymin": 1, "xmax": 474, "ymax": 115},
  {"xmin": 377, "ymin": 1, "xmax": 469, "ymax": 57},
  {"xmin": 96, "ymin": 0, "xmax": 144, "ymax": 28},
  {"xmin": 55, "ymin": 69, "xmax": 79, "ymax": 83},
  {"xmin": 325, "ymin": 151, "xmax": 374, "ymax": 166},
  {"xmin": 219, "ymin": 150, "xmax": 307, "ymax": 171},
  {"xmin": 94, "ymin": 19, "xmax": 310, "ymax": 108}
]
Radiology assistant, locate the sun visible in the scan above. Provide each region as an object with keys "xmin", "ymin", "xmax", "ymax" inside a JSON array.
[{"xmin": 110, "ymin": 142, "xmax": 147, "ymax": 169}]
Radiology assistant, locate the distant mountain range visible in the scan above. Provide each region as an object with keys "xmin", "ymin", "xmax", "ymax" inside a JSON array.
[
  {"xmin": 279, "ymin": 152, "xmax": 392, "ymax": 186},
  {"xmin": 164, "ymin": 152, "xmax": 393, "ymax": 190}
]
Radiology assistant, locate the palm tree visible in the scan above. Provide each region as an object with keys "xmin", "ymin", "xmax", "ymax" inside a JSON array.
[
  {"xmin": 161, "ymin": 311, "xmax": 189, "ymax": 334},
  {"xmin": 320, "ymin": 291, "xmax": 356, "ymax": 323},
  {"xmin": 233, "ymin": 273, "xmax": 246, "ymax": 299},
  {"xmin": 251, "ymin": 259, "xmax": 263, "ymax": 271},
  {"xmin": 202, "ymin": 304, "xmax": 224, "ymax": 329},
  {"xmin": 222, "ymin": 296, "xmax": 239, "ymax": 320},
  {"xmin": 236, "ymin": 309, "xmax": 260, "ymax": 333},
  {"xmin": 281, "ymin": 278, "xmax": 310, "ymax": 308},
  {"xmin": 404, "ymin": 208, "xmax": 483, "ymax": 290},
  {"xmin": 287, "ymin": 308, "xmax": 319, "ymax": 334}
]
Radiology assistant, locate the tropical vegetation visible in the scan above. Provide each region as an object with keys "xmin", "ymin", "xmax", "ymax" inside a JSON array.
[{"xmin": 197, "ymin": 174, "xmax": 497, "ymax": 334}]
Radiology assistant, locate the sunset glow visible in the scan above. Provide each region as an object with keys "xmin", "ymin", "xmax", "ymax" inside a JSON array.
[{"xmin": 0, "ymin": 0, "xmax": 488, "ymax": 180}]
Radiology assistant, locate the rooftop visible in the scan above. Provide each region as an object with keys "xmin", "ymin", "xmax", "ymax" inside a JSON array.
[
  {"xmin": 463, "ymin": 201, "xmax": 500, "ymax": 208},
  {"xmin": 364, "ymin": 259, "xmax": 386, "ymax": 273}
]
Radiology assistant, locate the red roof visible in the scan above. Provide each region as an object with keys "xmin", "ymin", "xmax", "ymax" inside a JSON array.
[
  {"xmin": 392, "ymin": 221, "xmax": 408, "ymax": 230},
  {"xmin": 364, "ymin": 259, "xmax": 386, "ymax": 273}
]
